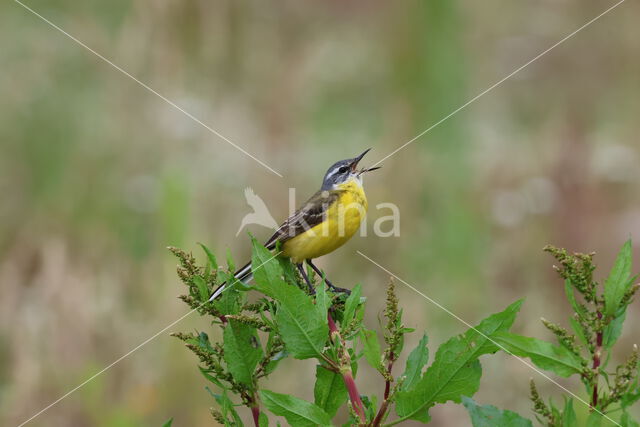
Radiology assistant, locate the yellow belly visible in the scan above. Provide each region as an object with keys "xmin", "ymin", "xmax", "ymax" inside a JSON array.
[{"xmin": 282, "ymin": 181, "xmax": 367, "ymax": 263}]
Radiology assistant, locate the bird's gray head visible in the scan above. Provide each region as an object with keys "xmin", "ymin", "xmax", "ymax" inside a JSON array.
[{"xmin": 321, "ymin": 148, "xmax": 381, "ymax": 190}]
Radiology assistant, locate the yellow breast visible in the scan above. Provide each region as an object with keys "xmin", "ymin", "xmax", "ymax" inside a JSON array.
[{"xmin": 282, "ymin": 179, "xmax": 368, "ymax": 263}]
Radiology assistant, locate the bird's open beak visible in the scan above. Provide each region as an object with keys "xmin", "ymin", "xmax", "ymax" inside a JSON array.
[{"xmin": 351, "ymin": 148, "xmax": 382, "ymax": 175}]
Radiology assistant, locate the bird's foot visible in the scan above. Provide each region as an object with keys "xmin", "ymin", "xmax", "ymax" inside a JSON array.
[{"xmin": 326, "ymin": 283, "xmax": 351, "ymax": 295}]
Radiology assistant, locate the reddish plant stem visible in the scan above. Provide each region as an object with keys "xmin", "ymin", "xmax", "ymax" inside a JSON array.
[
  {"xmin": 591, "ymin": 311, "xmax": 603, "ymax": 409},
  {"xmin": 327, "ymin": 312, "xmax": 366, "ymax": 424},
  {"xmin": 251, "ymin": 405, "xmax": 260, "ymax": 427},
  {"xmin": 372, "ymin": 354, "xmax": 395, "ymax": 426}
]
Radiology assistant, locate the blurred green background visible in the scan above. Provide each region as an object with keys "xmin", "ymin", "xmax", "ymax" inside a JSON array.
[{"xmin": 1, "ymin": 0, "xmax": 639, "ymax": 425}]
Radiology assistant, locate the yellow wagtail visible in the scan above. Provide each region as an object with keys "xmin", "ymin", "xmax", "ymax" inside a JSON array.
[{"xmin": 210, "ymin": 148, "xmax": 380, "ymax": 299}]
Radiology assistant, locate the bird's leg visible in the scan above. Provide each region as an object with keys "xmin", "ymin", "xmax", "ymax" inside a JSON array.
[
  {"xmin": 306, "ymin": 260, "xmax": 351, "ymax": 295},
  {"xmin": 296, "ymin": 263, "xmax": 315, "ymax": 294}
]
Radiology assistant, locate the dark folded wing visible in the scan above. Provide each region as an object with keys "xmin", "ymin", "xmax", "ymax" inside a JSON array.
[{"xmin": 264, "ymin": 190, "xmax": 339, "ymax": 250}]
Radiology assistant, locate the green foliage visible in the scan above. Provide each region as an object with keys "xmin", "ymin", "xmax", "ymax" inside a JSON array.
[
  {"xmin": 495, "ymin": 240, "xmax": 640, "ymax": 427},
  {"xmin": 171, "ymin": 240, "xmax": 640, "ymax": 426},
  {"xmin": 492, "ymin": 333, "xmax": 584, "ymax": 377},
  {"xmin": 314, "ymin": 366, "xmax": 348, "ymax": 418},
  {"xmin": 393, "ymin": 300, "xmax": 522, "ymax": 424},
  {"xmin": 400, "ymin": 334, "xmax": 429, "ymax": 392},
  {"xmin": 259, "ymin": 390, "xmax": 332, "ymax": 427},
  {"xmin": 170, "ymin": 242, "xmax": 523, "ymax": 426},
  {"xmin": 462, "ymin": 397, "xmax": 533, "ymax": 427}
]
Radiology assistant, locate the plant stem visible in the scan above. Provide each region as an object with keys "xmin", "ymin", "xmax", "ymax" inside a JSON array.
[
  {"xmin": 251, "ymin": 405, "xmax": 260, "ymax": 427},
  {"xmin": 327, "ymin": 312, "xmax": 366, "ymax": 424},
  {"xmin": 372, "ymin": 355, "xmax": 395, "ymax": 427},
  {"xmin": 591, "ymin": 311, "xmax": 603, "ymax": 409}
]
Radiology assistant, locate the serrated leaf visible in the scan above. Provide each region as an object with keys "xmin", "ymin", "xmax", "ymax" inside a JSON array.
[
  {"xmin": 395, "ymin": 300, "xmax": 523, "ymax": 422},
  {"xmin": 251, "ymin": 238, "xmax": 286, "ymax": 294},
  {"xmin": 462, "ymin": 396, "xmax": 532, "ymax": 427},
  {"xmin": 192, "ymin": 276, "xmax": 209, "ymax": 302},
  {"xmin": 198, "ymin": 242, "xmax": 218, "ymax": 271},
  {"xmin": 401, "ymin": 334, "xmax": 429, "ymax": 391},
  {"xmin": 360, "ymin": 329, "xmax": 384, "ymax": 373},
  {"xmin": 604, "ymin": 239, "xmax": 633, "ymax": 318},
  {"xmin": 223, "ymin": 320, "xmax": 263, "ymax": 387},
  {"xmin": 492, "ymin": 332, "xmax": 584, "ymax": 377},
  {"xmin": 342, "ymin": 284, "xmax": 362, "ymax": 328},
  {"xmin": 262, "ymin": 279, "xmax": 328, "ymax": 359},
  {"xmin": 314, "ymin": 365, "xmax": 348, "ymax": 418},
  {"xmin": 260, "ymin": 390, "xmax": 333, "ymax": 427}
]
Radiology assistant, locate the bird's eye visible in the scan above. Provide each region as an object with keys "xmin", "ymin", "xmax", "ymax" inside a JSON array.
[{"xmin": 338, "ymin": 166, "xmax": 348, "ymax": 173}]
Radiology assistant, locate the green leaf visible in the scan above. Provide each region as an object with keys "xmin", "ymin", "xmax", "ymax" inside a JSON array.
[
  {"xmin": 562, "ymin": 398, "xmax": 576, "ymax": 427},
  {"xmin": 314, "ymin": 365, "xmax": 348, "ymax": 418},
  {"xmin": 492, "ymin": 332, "xmax": 584, "ymax": 377},
  {"xmin": 395, "ymin": 300, "xmax": 523, "ymax": 423},
  {"xmin": 462, "ymin": 396, "xmax": 532, "ymax": 427},
  {"xmin": 604, "ymin": 239, "xmax": 633, "ymax": 318},
  {"xmin": 401, "ymin": 334, "xmax": 429, "ymax": 391},
  {"xmin": 342, "ymin": 284, "xmax": 362, "ymax": 328},
  {"xmin": 586, "ymin": 411, "xmax": 604, "ymax": 427},
  {"xmin": 223, "ymin": 320, "xmax": 263, "ymax": 386},
  {"xmin": 259, "ymin": 412, "xmax": 269, "ymax": 427},
  {"xmin": 603, "ymin": 309, "xmax": 627, "ymax": 350},
  {"xmin": 251, "ymin": 241, "xmax": 329, "ymax": 359},
  {"xmin": 569, "ymin": 316, "xmax": 588, "ymax": 347},
  {"xmin": 271, "ymin": 282, "xmax": 328, "ymax": 360},
  {"xmin": 199, "ymin": 366, "xmax": 227, "ymax": 389},
  {"xmin": 315, "ymin": 283, "xmax": 330, "ymax": 318},
  {"xmin": 259, "ymin": 390, "xmax": 333, "ymax": 427},
  {"xmin": 360, "ymin": 329, "xmax": 384, "ymax": 373},
  {"xmin": 565, "ymin": 279, "xmax": 587, "ymax": 318},
  {"xmin": 162, "ymin": 418, "xmax": 173, "ymax": 427},
  {"xmin": 214, "ymin": 390, "xmax": 243, "ymax": 426},
  {"xmin": 226, "ymin": 247, "xmax": 235, "ymax": 272},
  {"xmin": 251, "ymin": 238, "xmax": 285, "ymax": 294},
  {"xmin": 198, "ymin": 242, "xmax": 218, "ymax": 271},
  {"xmin": 212, "ymin": 272, "xmax": 242, "ymax": 315},
  {"xmin": 192, "ymin": 275, "xmax": 209, "ymax": 302}
]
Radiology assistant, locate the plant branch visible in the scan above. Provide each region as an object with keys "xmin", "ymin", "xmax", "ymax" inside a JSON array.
[
  {"xmin": 591, "ymin": 310, "xmax": 603, "ymax": 409},
  {"xmin": 251, "ymin": 404, "xmax": 260, "ymax": 427},
  {"xmin": 328, "ymin": 312, "xmax": 366, "ymax": 424},
  {"xmin": 372, "ymin": 355, "xmax": 395, "ymax": 427}
]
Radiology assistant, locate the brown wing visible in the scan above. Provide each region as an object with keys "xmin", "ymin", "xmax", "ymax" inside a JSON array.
[{"xmin": 264, "ymin": 189, "xmax": 340, "ymax": 249}]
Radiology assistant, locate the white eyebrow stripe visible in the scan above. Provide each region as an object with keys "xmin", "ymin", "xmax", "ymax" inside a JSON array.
[{"xmin": 324, "ymin": 168, "xmax": 339, "ymax": 180}]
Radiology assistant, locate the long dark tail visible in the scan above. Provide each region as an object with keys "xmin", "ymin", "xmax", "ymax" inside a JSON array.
[{"xmin": 208, "ymin": 260, "xmax": 253, "ymax": 301}]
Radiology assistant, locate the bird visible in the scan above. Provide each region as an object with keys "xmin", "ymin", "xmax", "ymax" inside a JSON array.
[
  {"xmin": 235, "ymin": 187, "xmax": 279, "ymax": 236},
  {"xmin": 210, "ymin": 148, "xmax": 381, "ymax": 300}
]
